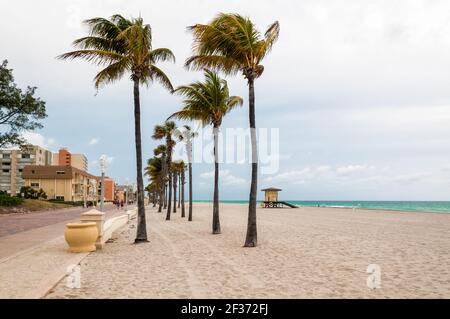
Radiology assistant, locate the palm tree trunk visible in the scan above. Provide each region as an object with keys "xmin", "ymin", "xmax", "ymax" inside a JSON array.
[
  {"xmin": 166, "ymin": 172, "xmax": 172, "ymax": 220},
  {"xmin": 188, "ymin": 162, "xmax": 193, "ymax": 221},
  {"xmin": 244, "ymin": 78, "xmax": 257, "ymax": 247},
  {"xmin": 173, "ymin": 172, "xmax": 177, "ymax": 213},
  {"xmin": 181, "ymin": 170, "xmax": 186, "ymax": 218},
  {"xmin": 166, "ymin": 139, "xmax": 173, "ymax": 220},
  {"xmin": 133, "ymin": 79, "xmax": 148, "ymax": 243},
  {"xmin": 212, "ymin": 125, "xmax": 221, "ymax": 234},
  {"xmin": 158, "ymin": 184, "xmax": 164, "ymax": 212},
  {"xmin": 178, "ymin": 174, "xmax": 181, "ymax": 208},
  {"xmin": 164, "ymin": 184, "xmax": 167, "ymax": 209}
]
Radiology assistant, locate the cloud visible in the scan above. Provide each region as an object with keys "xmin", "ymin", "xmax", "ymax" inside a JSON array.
[
  {"xmin": 336, "ymin": 164, "xmax": 375, "ymax": 176},
  {"xmin": 200, "ymin": 169, "xmax": 247, "ymax": 187},
  {"xmin": 21, "ymin": 131, "xmax": 56, "ymax": 150},
  {"xmin": 89, "ymin": 138, "xmax": 100, "ymax": 145},
  {"xmin": 264, "ymin": 164, "xmax": 438, "ymax": 189}
]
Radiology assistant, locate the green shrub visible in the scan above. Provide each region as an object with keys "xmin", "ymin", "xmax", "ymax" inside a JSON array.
[
  {"xmin": 47, "ymin": 199, "xmax": 84, "ymax": 206},
  {"xmin": 19, "ymin": 186, "xmax": 47, "ymax": 200},
  {"xmin": 0, "ymin": 194, "xmax": 24, "ymax": 206}
]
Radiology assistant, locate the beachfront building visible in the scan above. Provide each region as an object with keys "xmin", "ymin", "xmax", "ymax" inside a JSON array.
[
  {"xmin": 22, "ymin": 165, "xmax": 98, "ymax": 202},
  {"xmin": 98, "ymin": 177, "xmax": 115, "ymax": 202},
  {"xmin": 52, "ymin": 148, "xmax": 88, "ymax": 172},
  {"xmin": 0, "ymin": 145, "xmax": 53, "ymax": 195},
  {"xmin": 115, "ymin": 184, "xmax": 136, "ymax": 203}
]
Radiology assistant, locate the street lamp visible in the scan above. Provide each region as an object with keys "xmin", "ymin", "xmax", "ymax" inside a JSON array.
[{"xmin": 99, "ymin": 154, "xmax": 107, "ymax": 212}]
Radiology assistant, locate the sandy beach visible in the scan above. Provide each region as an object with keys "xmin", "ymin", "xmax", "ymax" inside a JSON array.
[{"xmin": 46, "ymin": 203, "xmax": 450, "ymax": 299}]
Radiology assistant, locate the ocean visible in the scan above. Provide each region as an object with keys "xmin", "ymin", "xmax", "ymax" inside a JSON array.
[{"xmin": 193, "ymin": 200, "xmax": 450, "ymax": 214}]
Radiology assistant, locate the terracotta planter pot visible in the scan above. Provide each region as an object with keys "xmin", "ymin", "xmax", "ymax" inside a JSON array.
[{"xmin": 65, "ymin": 222, "xmax": 98, "ymax": 253}]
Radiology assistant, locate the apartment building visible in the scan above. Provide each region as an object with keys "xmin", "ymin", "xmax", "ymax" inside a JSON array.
[
  {"xmin": 52, "ymin": 148, "xmax": 88, "ymax": 172},
  {"xmin": 22, "ymin": 165, "xmax": 99, "ymax": 202},
  {"xmin": 98, "ymin": 177, "xmax": 115, "ymax": 202},
  {"xmin": 0, "ymin": 145, "xmax": 53, "ymax": 195}
]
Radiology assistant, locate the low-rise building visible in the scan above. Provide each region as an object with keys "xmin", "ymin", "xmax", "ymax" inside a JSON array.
[
  {"xmin": 98, "ymin": 177, "xmax": 115, "ymax": 202},
  {"xmin": 22, "ymin": 165, "xmax": 98, "ymax": 202},
  {"xmin": 115, "ymin": 184, "xmax": 136, "ymax": 203},
  {"xmin": 0, "ymin": 145, "xmax": 53, "ymax": 195}
]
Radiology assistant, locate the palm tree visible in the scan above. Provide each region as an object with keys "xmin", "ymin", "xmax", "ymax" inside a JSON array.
[
  {"xmin": 153, "ymin": 144, "xmax": 167, "ymax": 213},
  {"xmin": 172, "ymin": 160, "xmax": 187, "ymax": 217},
  {"xmin": 176, "ymin": 125, "xmax": 198, "ymax": 221},
  {"xmin": 58, "ymin": 15, "xmax": 175, "ymax": 243},
  {"xmin": 145, "ymin": 155, "xmax": 163, "ymax": 209},
  {"xmin": 169, "ymin": 70, "xmax": 242, "ymax": 234},
  {"xmin": 152, "ymin": 121, "xmax": 177, "ymax": 220},
  {"xmin": 172, "ymin": 161, "xmax": 178, "ymax": 214},
  {"xmin": 185, "ymin": 13, "xmax": 279, "ymax": 247},
  {"xmin": 179, "ymin": 161, "xmax": 187, "ymax": 218}
]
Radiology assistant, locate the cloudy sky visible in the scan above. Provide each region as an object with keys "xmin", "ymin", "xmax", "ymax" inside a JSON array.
[{"xmin": 2, "ymin": 0, "xmax": 450, "ymax": 200}]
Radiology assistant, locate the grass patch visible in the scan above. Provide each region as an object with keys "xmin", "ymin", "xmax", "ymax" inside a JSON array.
[{"xmin": 0, "ymin": 199, "xmax": 72, "ymax": 214}]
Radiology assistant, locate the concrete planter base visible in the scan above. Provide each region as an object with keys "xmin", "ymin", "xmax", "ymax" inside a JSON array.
[{"xmin": 64, "ymin": 222, "xmax": 98, "ymax": 253}]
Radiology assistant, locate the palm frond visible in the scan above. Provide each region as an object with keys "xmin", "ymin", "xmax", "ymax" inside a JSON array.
[
  {"xmin": 56, "ymin": 50, "xmax": 122, "ymax": 65},
  {"xmin": 150, "ymin": 48, "xmax": 176, "ymax": 64}
]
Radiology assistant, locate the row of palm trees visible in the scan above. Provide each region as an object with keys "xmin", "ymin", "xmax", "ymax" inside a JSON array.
[
  {"xmin": 145, "ymin": 148, "xmax": 187, "ymax": 219},
  {"xmin": 58, "ymin": 13, "xmax": 279, "ymax": 247}
]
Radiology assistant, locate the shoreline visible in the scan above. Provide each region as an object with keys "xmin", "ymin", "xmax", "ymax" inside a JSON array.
[{"xmin": 193, "ymin": 200, "xmax": 450, "ymax": 215}]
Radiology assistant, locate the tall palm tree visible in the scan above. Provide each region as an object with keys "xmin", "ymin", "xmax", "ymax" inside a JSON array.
[
  {"xmin": 58, "ymin": 15, "xmax": 175, "ymax": 243},
  {"xmin": 172, "ymin": 160, "xmax": 186, "ymax": 217},
  {"xmin": 179, "ymin": 161, "xmax": 187, "ymax": 218},
  {"xmin": 169, "ymin": 70, "xmax": 242, "ymax": 234},
  {"xmin": 185, "ymin": 13, "xmax": 279, "ymax": 247},
  {"xmin": 172, "ymin": 161, "xmax": 178, "ymax": 214},
  {"xmin": 176, "ymin": 125, "xmax": 198, "ymax": 221},
  {"xmin": 153, "ymin": 144, "xmax": 167, "ymax": 213},
  {"xmin": 152, "ymin": 121, "xmax": 177, "ymax": 220}
]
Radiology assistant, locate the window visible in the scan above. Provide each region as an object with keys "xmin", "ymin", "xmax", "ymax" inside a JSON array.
[
  {"xmin": 3, "ymin": 154, "xmax": 10, "ymax": 159},
  {"xmin": 18, "ymin": 169, "xmax": 23, "ymax": 173},
  {"xmin": 56, "ymin": 196, "xmax": 64, "ymax": 201},
  {"xmin": 31, "ymin": 170, "xmax": 35, "ymax": 174},
  {"xmin": 56, "ymin": 171, "xmax": 65, "ymax": 175},
  {"xmin": 3, "ymin": 162, "xmax": 10, "ymax": 166},
  {"xmin": 22, "ymin": 154, "xmax": 31, "ymax": 159},
  {"xmin": 2, "ymin": 169, "xmax": 9, "ymax": 173},
  {"xmin": 31, "ymin": 182, "xmax": 39, "ymax": 187}
]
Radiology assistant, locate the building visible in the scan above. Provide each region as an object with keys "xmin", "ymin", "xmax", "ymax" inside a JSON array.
[
  {"xmin": 22, "ymin": 165, "xmax": 99, "ymax": 202},
  {"xmin": 98, "ymin": 177, "xmax": 115, "ymax": 202},
  {"xmin": 0, "ymin": 145, "xmax": 53, "ymax": 195},
  {"xmin": 115, "ymin": 184, "xmax": 136, "ymax": 203},
  {"xmin": 52, "ymin": 148, "xmax": 88, "ymax": 172}
]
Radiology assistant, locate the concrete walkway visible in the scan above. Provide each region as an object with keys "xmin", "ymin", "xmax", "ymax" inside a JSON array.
[
  {"xmin": 0, "ymin": 203, "xmax": 117, "ymax": 238},
  {"xmin": 0, "ymin": 205, "xmax": 134, "ymax": 298}
]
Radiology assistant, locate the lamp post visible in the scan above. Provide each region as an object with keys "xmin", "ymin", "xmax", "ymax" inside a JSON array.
[{"xmin": 99, "ymin": 155, "xmax": 107, "ymax": 212}]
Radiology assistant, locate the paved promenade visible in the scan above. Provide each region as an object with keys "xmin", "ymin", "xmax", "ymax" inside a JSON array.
[
  {"xmin": 0, "ymin": 203, "xmax": 116, "ymax": 238},
  {"xmin": 0, "ymin": 204, "xmax": 130, "ymax": 298}
]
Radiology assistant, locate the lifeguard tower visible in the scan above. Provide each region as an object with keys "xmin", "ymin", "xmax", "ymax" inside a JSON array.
[{"xmin": 261, "ymin": 187, "xmax": 297, "ymax": 208}]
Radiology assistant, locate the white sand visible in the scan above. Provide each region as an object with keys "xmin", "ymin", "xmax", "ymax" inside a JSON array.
[{"xmin": 46, "ymin": 203, "xmax": 450, "ymax": 298}]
